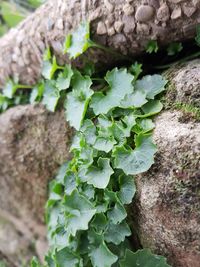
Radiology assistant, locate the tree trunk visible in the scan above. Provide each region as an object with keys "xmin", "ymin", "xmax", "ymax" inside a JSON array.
[
  {"xmin": 0, "ymin": 59, "xmax": 199, "ymax": 266},
  {"xmin": 0, "ymin": 0, "xmax": 200, "ymax": 87}
]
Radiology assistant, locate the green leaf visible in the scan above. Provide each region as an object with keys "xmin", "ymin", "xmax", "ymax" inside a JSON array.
[
  {"xmin": 3, "ymin": 80, "xmax": 18, "ymax": 98},
  {"xmin": 55, "ymin": 247, "xmax": 80, "ymax": 267},
  {"xmin": 64, "ymin": 171, "xmax": 77, "ymax": 195},
  {"xmin": 86, "ymin": 158, "xmax": 114, "ymax": 189},
  {"xmin": 45, "ymin": 252, "xmax": 56, "ymax": 267},
  {"xmin": 30, "ymin": 83, "xmax": 44, "ymax": 104},
  {"xmin": 0, "ymin": 94, "xmax": 10, "ymax": 111},
  {"xmin": 110, "ymin": 113, "xmax": 137, "ymax": 144},
  {"xmin": 133, "ymin": 118, "xmax": 155, "ymax": 134},
  {"xmin": 195, "ymin": 25, "xmax": 200, "ymax": 46},
  {"xmin": 104, "ymin": 221, "xmax": 131, "ymax": 245},
  {"xmin": 91, "ymin": 68, "xmax": 134, "ymax": 115},
  {"xmin": 65, "ymin": 72, "xmax": 93, "ymax": 130},
  {"xmin": 120, "ymin": 249, "xmax": 171, "ymax": 267},
  {"xmin": 63, "ymin": 189, "xmax": 96, "ymax": 236},
  {"xmin": 56, "ymin": 65, "xmax": 73, "ymax": 91},
  {"xmin": 43, "ymin": 47, "xmax": 51, "ymax": 61},
  {"xmin": 167, "ymin": 42, "xmax": 183, "ymax": 56},
  {"xmin": 146, "ymin": 40, "xmax": 158, "ymax": 54},
  {"xmin": 117, "ymin": 174, "xmax": 136, "ymax": 204},
  {"xmin": 28, "ymin": 0, "xmax": 43, "ymax": 8},
  {"xmin": 56, "ymin": 162, "xmax": 69, "ymax": 183},
  {"xmin": 94, "ymin": 136, "xmax": 117, "ymax": 153},
  {"xmin": 119, "ymin": 90, "xmax": 147, "ymax": 108},
  {"xmin": 113, "ymin": 134, "xmax": 157, "ymax": 175},
  {"xmin": 42, "ymin": 56, "xmax": 61, "ymax": 80},
  {"xmin": 42, "ymin": 81, "xmax": 60, "ymax": 112},
  {"xmin": 136, "ymin": 75, "xmax": 167, "ymax": 99},
  {"xmin": 141, "ymin": 100, "xmax": 163, "ymax": 117},
  {"xmin": 81, "ymin": 184, "xmax": 95, "ymax": 200},
  {"xmin": 107, "ymin": 202, "xmax": 127, "ymax": 224},
  {"xmin": 77, "ymin": 143, "xmax": 94, "ymax": 167},
  {"xmin": 80, "ymin": 119, "xmax": 96, "ymax": 145},
  {"xmin": 31, "ymin": 257, "xmax": 43, "ymax": 267},
  {"xmin": 91, "ymin": 213, "xmax": 107, "ymax": 233},
  {"xmin": 90, "ymin": 242, "xmax": 118, "ymax": 267},
  {"xmin": 63, "ymin": 21, "xmax": 90, "ymax": 59},
  {"xmin": 129, "ymin": 62, "xmax": 143, "ymax": 81},
  {"xmin": 1, "ymin": 2, "xmax": 26, "ymax": 28}
]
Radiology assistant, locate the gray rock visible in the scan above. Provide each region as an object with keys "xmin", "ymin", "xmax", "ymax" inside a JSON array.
[{"xmin": 135, "ymin": 5, "xmax": 155, "ymax": 22}]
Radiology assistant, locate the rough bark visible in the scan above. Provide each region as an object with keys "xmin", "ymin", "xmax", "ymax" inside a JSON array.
[
  {"xmin": 0, "ymin": 60, "xmax": 199, "ymax": 266},
  {"xmin": 0, "ymin": 0, "xmax": 200, "ymax": 87}
]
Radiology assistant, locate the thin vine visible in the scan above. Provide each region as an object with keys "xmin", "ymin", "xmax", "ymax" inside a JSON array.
[{"xmin": 0, "ymin": 22, "xmax": 171, "ymax": 267}]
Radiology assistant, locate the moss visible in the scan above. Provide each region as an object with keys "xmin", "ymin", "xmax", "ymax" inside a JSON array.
[{"xmin": 175, "ymin": 102, "xmax": 200, "ymax": 122}]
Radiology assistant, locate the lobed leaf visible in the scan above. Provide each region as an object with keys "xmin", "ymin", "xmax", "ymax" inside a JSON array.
[
  {"xmin": 85, "ymin": 158, "xmax": 114, "ymax": 189},
  {"xmin": 63, "ymin": 189, "xmax": 96, "ymax": 236},
  {"xmin": 90, "ymin": 242, "xmax": 118, "ymax": 267},
  {"xmin": 63, "ymin": 21, "xmax": 90, "ymax": 59},
  {"xmin": 135, "ymin": 75, "xmax": 167, "ymax": 99},
  {"xmin": 65, "ymin": 72, "xmax": 93, "ymax": 130},
  {"xmin": 90, "ymin": 68, "xmax": 134, "ymax": 115},
  {"xmin": 113, "ymin": 134, "xmax": 157, "ymax": 175},
  {"xmin": 119, "ymin": 249, "xmax": 171, "ymax": 267},
  {"xmin": 42, "ymin": 81, "xmax": 60, "ymax": 112}
]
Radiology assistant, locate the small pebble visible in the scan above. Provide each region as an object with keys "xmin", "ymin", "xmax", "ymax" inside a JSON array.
[
  {"xmin": 182, "ymin": 4, "xmax": 196, "ymax": 17},
  {"xmin": 193, "ymin": 0, "xmax": 200, "ymax": 8},
  {"xmin": 136, "ymin": 23, "xmax": 150, "ymax": 35},
  {"xmin": 104, "ymin": 0, "xmax": 114, "ymax": 12},
  {"xmin": 157, "ymin": 4, "xmax": 170, "ymax": 22},
  {"xmin": 123, "ymin": 3, "xmax": 134, "ymax": 16},
  {"xmin": 56, "ymin": 19, "xmax": 64, "ymax": 30},
  {"xmin": 97, "ymin": 21, "xmax": 107, "ymax": 35},
  {"xmin": 107, "ymin": 27, "xmax": 115, "ymax": 36},
  {"xmin": 135, "ymin": 5, "xmax": 155, "ymax": 22},
  {"xmin": 114, "ymin": 21, "xmax": 124, "ymax": 33},
  {"xmin": 123, "ymin": 15, "xmax": 135, "ymax": 33},
  {"xmin": 168, "ymin": 0, "xmax": 185, "ymax": 3},
  {"xmin": 171, "ymin": 7, "xmax": 182, "ymax": 20}
]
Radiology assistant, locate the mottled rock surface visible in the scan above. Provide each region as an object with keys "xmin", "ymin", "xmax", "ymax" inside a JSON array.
[
  {"xmin": 0, "ymin": 104, "xmax": 73, "ymax": 264},
  {"xmin": 131, "ymin": 60, "xmax": 200, "ymax": 267}
]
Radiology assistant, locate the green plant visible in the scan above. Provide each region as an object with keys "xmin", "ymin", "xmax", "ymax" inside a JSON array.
[
  {"xmin": 195, "ymin": 25, "xmax": 200, "ymax": 46},
  {"xmin": 0, "ymin": 261, "xmax": 6, "ymax": 267},
  {"xmin": 167, "ymin": 42, "xmax": 183, "ymax": 56},
  {"xmin": 145, "ymin": 40, "xmax": 159, "ymax": 54},
  {"xmin": 1, "ymin": 22, "xmax": 170, "ymax": 267}
]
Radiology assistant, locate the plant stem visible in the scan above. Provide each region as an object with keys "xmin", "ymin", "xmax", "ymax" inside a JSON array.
[
  {"xmin": 17, "ymin": 84, "xmax": 33, "ymax": 89},
  {"xmin": 89, "ymin": 40, "xmax": 133, "ymax": 62},
  {"xmin": 155, "ymin": 51, "xmax": 200, "ymax": 70}
]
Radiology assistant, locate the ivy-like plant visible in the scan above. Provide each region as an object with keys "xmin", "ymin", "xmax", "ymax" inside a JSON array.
[{"xmin": 1, "ymin": 22, "xmax": 171, "ymax": 267}]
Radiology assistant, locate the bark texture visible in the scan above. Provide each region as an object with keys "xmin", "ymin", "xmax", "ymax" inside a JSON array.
[{"xmin": 0, "ymin": 0, "xmax": 200, "ymax": 87}]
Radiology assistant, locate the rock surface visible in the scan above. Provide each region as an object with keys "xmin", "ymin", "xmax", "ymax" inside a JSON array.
[
  {"xmin": 132, "ymin": 110, "xmax": 200, "ymax": 267},
  {"xmin": 0, "ymin": 104, "xmax": 73, "ymax": 263},
  {"xmin": 0, "ymin": 60, "xmax": 200, "ymax": 266},
  {"xmin": 131, "ymin": 60, "xmax": 200, "ymax": 267}
]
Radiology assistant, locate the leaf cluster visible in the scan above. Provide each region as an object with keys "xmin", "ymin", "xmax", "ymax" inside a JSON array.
[
  {"xmin": 29, "ymin": 25, "xmax": 167, "ymax": 265},
  {"xmin": 0, "ymin": 22, "xmax": 170, "ymax": 267}
]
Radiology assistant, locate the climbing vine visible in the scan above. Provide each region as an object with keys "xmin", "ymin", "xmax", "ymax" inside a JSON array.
[{"xmin": 1, "ymin": 22, "xmax": 171, "ymax": 267}]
